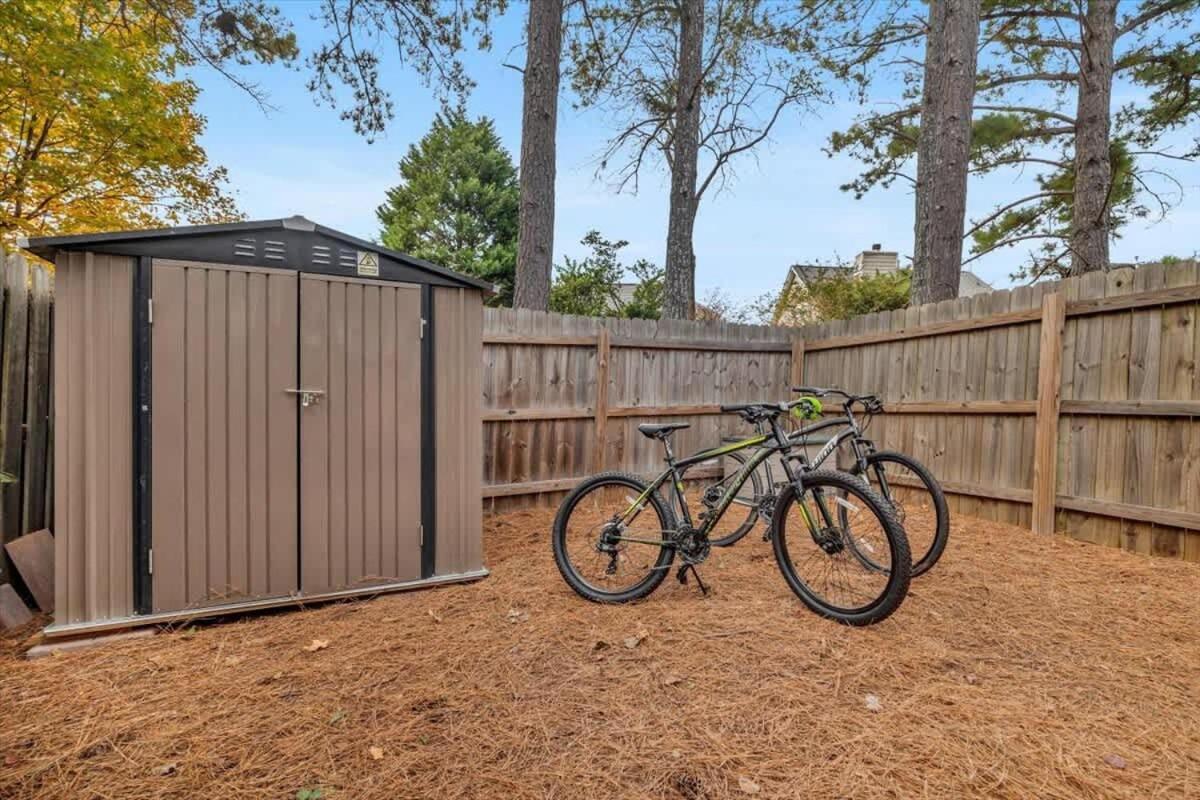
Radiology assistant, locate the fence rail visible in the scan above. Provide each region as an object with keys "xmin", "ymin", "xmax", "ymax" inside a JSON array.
[
  {"xmin": 793, "ymin": 261, "xmax": 1200, "ymax": 560},
  {"xmin": 481, "ymin": 308, "xmax": 799, "ymax": 510},
  {"xmin": 0, "ymin": 251, "xmax": 54, "ymax": 587}
]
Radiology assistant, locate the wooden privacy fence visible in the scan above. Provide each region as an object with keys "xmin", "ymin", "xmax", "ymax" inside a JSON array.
[
  {"xmin": 0, "ymin": 251, "xmax": 54, "ymax": 586},
  {"xmin": 794, "ymin": 260, "xmax": 1200, "ymax": 561},
  {"xmin": 481, "ymin": 308, "xmax": 802, "ymax": 509}
]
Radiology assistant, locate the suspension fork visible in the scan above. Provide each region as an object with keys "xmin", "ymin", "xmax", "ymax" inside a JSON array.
[{"xmin": 769, "ymin": 415, "xmax": 837, "ymax": 535}]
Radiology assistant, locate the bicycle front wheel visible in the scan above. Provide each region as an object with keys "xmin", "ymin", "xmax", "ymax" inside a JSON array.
[
  {"xmin": 552, "ymin": 472, "xmax": 676, "ymax": 603},
  {"xmin": 771, "ymin": 470, "xmax": 911, "ymax": 626},
  {"xmin": 851, "ymin": 451, "xmax": 949, "ymax": 578}
]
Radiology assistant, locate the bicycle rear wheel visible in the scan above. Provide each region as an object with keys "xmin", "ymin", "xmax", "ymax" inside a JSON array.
[
  {"xmin": 706, "ymin": 450, "xmax": 765, "ymax": 547},
  {"xmin": 771, "ymin": 470, "xmax": 911, "ymax": 626},
  {"xmin": 552, "ymin": 472, "xmax": 676, "ymax": 603}
]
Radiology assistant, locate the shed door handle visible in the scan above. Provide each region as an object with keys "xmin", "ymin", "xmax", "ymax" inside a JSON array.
[{"xmin": 285, "ymin": 388, "xmax": 325, "ymax": 408}]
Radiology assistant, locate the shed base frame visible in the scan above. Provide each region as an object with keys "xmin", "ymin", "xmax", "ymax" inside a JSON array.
[{"xmin": 41, "ymin": 568, "xmax": 489, "ymax": 640}]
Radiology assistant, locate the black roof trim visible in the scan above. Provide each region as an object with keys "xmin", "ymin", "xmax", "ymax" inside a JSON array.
[{"xmin": 20, "ymin": 216, "xmax": 494, "ymax": 292}]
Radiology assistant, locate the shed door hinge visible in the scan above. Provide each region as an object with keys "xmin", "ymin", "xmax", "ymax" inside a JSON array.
[
  {"xmin": 147, "ymin": 549, "xmax": 154, "ymax": 575},
  {"xmin": 147, "ymin": 298, "xmax": 154, "ymax": 324},
  {"xmin": 420, "ymin": 317, "xmax": 427, "ymax": 339}
]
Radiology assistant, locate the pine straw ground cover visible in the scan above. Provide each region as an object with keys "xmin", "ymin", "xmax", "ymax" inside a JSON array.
[{"xmin": 2, "ymin": 509, "xmax": 1199, "ymax": 800}]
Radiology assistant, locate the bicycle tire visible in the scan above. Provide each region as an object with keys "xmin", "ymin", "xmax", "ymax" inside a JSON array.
[
  {"xmin": 771, "ymin": 469, "xmax": 911, "ymax": 626},
  {"xmin": 849, "ymin": 451, "xmax": 949, "ymax": 578},
  {"xmin": 552, "ymin": 472, "xmax": 676, "ymax": 603},
  {"xmin": 707, "ymin": 451, "xmax": 766, "ymax": 547}
]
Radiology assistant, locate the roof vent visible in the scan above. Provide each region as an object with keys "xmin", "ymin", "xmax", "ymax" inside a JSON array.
[
  {"xmin": 312, "ymin": 245, "xmax": 332, "ymax": 266},
  {"xmin": 263, "ymin": 240, "xmax": 286, "ymax": 261},
  {"xmin": 233, "ymin": 237, "xmax": 256, "ymax": 258}
]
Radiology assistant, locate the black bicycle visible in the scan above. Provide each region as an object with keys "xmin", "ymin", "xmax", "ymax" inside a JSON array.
[
  {"xmin": 706, "ymin": 387, "xmax": 949, "ymax": 578},
  {"xmin": 552, "ymin": 399, "xmax": 913, "ymax": 626}
]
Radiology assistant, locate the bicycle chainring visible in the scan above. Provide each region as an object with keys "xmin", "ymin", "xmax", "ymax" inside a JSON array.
[{"xmin": 674, "ymin": 526, "xmax": 711, "ymax": 565}]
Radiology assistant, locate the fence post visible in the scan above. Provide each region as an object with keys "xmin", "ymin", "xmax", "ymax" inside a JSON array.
[
  {"xmin": 592, "ymin": 326, "xmax": 610, "ymax": 472},
  {"xmin": 1032, "ymin": 292, "xmax": 1065, "ymax": 535},
  {"xmin": 0, "ymin": 254, "xmax": 30, "ymax": 575},
  {"xmin": 790, "ymin": 337, "xmax": 805, "ymax": 389}
]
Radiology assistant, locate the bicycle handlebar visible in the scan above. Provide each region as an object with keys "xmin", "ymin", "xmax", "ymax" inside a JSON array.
[
  {"xmin": 720, "ymin": 398, "xmax": 811, "ymax": 420},
  {"xmin": 791, "ymin": 386, "xmax": 883, "ymax": 415}
]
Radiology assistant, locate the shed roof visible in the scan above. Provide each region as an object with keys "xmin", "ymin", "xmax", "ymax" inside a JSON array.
[{"xmin": 19, "ymin": 216, "xmax": 494, "ymax": 292}]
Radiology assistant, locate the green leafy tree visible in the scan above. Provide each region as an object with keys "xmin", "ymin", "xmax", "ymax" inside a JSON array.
[
  {"xmin": 549, "ymin": 230, "xmax": 665, "ymax": 318},
  {"xmin": 549, "ymin": 231, "xmax": 623, "ymax": 316},
  {"xmin": 377, "ymin": 110, "xmax": 519, "ymax": 304},
  {"xmin": 622, "ymin": 259, "xmax": 665, "ymax": 320},
  {"xmin": 773, "ymin": 269, "xmax": 911, "ymax": 325}
]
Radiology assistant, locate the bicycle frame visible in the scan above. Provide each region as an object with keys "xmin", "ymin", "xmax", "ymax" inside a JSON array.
[
  {"xmin": 612, "ymin": 416, "xmax": 835, "ymax": 546},
  {"xmin": 729, "ymin": 409, "xmax": 898, "ymax": 517}
]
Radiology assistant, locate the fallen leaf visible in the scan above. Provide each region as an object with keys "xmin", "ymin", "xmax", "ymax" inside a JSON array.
[
  {"xmin": 427, "ymin": 609, "xmax": 443, "ymax": 623},
  {"xmin": 505, "ymin": 608, "xmax": 529, "ymax": 624},
  {"xmin": 864, "ymin": 694, "xmax": 883, "ymax": 713},
  {"xmin": 738, "ymin": 776, "xmax": 761, "ymax": 794},
  {"xmin": 1103, "ymin": 754, "xmax": 1127, "ymax": 770},
  {"xmin": 152, "ymin": 762, "xmax": 178, "ymax": 777},
  {"xmin": 304, "ymin": 639, "xmax": 329, "ymax": 653},
  {"xmin": 369, "ymin": 746, "xmax": 385, "ymax": 761},
  {"xmin": 663, "ymin": 674, "xmax": 684, "ymax": 687},
  {"xmin": 964, "ymin": 674, "xmax": 980, "ymax": 685},
  {"xmin": 624, "ymin": 629, "xmax": 650, "ymax": 649},
  {"xmin": 329, "ymin": 709, "xmax": 346, "ymax": 725},
  {"xmin": 223, "ymin": 655, "xmax": 244, "ymax": 667}
]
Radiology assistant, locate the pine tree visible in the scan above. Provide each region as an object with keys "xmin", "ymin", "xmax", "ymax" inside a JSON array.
[{"xmin": 377, "ymin": 110, "xmax": 519, "ymax": 304}]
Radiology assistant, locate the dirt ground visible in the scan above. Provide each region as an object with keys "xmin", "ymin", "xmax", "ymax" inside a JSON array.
[{"xmin": 2, "ymin": 508, "xmax": 1199, "ymax": 799}]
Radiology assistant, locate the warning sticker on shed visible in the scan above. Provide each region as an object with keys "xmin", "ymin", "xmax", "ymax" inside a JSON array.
[{"xmin": 356, "ymin": 251, "xmax": 380, "ymax": 277}]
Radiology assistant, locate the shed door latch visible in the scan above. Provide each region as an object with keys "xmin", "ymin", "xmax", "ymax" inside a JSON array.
[
  {"xmin": 147, "ymin": 549, "xmax": 154, "ymax": 575},
  {"xmin": 147, "ymin": 298, "xmax": 154, "ymax": 324},
  {"xmin": 284, "ymin": 388, "xmax": 326, "ymax": 408},
  {"xmin": 420, "ymin": 317, "xmax": 427, "ymax": 339}
]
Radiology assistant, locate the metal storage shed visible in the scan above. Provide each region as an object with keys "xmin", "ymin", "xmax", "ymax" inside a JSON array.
[{"xmin": 22, "ymin": 216, "xmax": 487, "ymax": 636}]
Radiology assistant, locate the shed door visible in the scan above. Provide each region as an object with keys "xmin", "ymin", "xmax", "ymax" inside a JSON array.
[
  {"xmin": 151, "ymin": 262, "xmax": 300, "ymax": 611},
  {"xmin": 298, "ymin": 275, "xmax": 424, "ymax": 593}
]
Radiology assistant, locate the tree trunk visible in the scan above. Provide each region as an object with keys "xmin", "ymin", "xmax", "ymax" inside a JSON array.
[
  {"xmin": 512, "ymin": 0, "xmax": 564, "ymax": 310},
  {"xmin": 662, "ymin": 0, "xmax": 704, "ymax": 321},
  {"xmin": 1069, "ymin": 0, "xmax": 1117, "ymax": 275},
  {"xmin": 911, "ymin": 0, "xmax": 981, "ymax": 306}
]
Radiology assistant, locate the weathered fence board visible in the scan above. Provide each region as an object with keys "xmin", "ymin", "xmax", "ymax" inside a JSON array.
[
  {"xmin": 0, "ymin": 252, "xmax": 55, "ymax": 587},
  {"xmin": 793, "ymin": 260, "xmax": 1200, "ymax": 560},
  {"xmin": 481, "ymin": 308, "xmax": 797, "ymax": 512}
]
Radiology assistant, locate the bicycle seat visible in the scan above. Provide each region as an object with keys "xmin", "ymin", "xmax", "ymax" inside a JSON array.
[{"xmin": 637, "ymin": 422, "xmax": 690, "ymax": 440}]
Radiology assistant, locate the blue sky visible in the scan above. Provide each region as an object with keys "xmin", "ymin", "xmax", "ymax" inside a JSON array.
[{"xmin": 192, "ymin": 2, "xmax": 1200, "ymax": 305}]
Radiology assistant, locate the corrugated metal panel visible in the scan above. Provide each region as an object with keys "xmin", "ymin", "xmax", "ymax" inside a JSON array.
[
  {"xmin": 53, "ymin": 252, "xmax": 134, "ymax": 625},
  {"xmin": 151, "ymin": 261, "xmax": 298, "ymax": 612},
  {"xmin": 299, "ymin": 275, "xmax": 423, "ymax": 592},
  {"xmin": 434, "ymin": 287, "xmax": 484, "ymax": 575}
]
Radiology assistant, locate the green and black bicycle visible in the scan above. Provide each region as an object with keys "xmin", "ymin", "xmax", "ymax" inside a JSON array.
[
  {"xmin": 706, "ymin": 387, "xmax": 950, "ymax": 578},
  {"xmin": 551, "ymin": 398, "xmax": 913, "ymax": 626}
]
